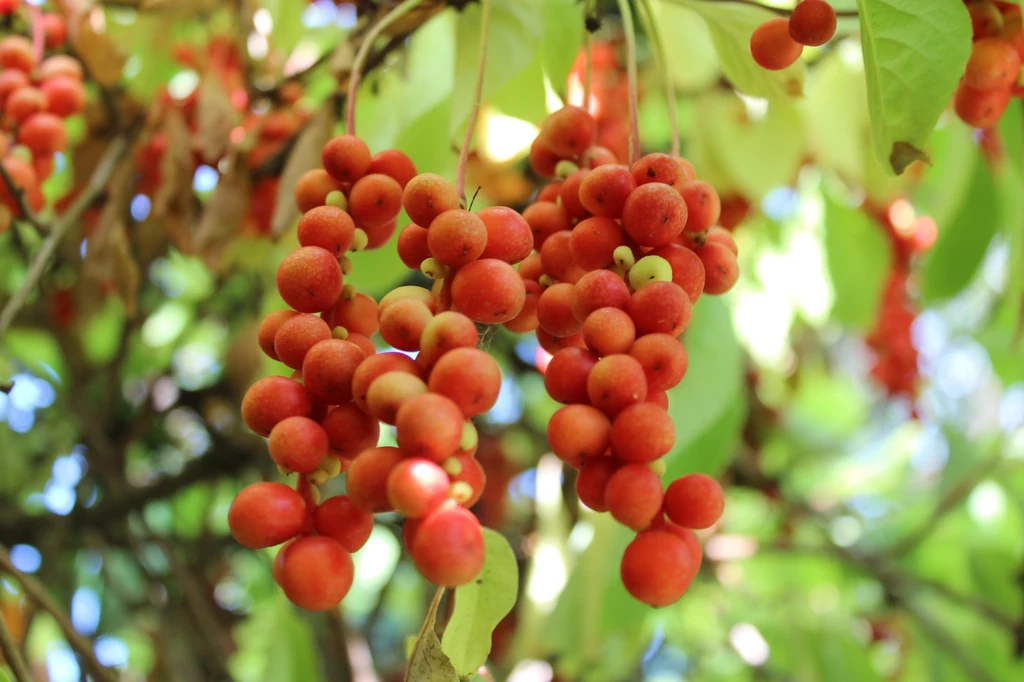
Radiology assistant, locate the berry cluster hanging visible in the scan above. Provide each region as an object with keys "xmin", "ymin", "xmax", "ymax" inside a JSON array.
[{"xmin": 954, "ymin": 1, "xmax": 1024, "ymax": 128}]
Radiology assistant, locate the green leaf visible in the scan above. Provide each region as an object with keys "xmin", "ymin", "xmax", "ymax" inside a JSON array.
[
  {"xmin": 441, "ymin": 529, "xmax": 519, "ymax": 677},
  {"xmin": 665, "ymin": 384, "xmax": 746, "ymax": 481},
  {"xmin": 678, "ymin": 0, "xmax": 805, "ymax": 99},
  {"xmin": 920, "ymin": 158, "xmax": 998, "ymax": 301},
  {"xmin": 81, "ymin": 297, "xmax": 126, "ymax": 365},
  {"xmin": 452, "ymin": 0, "xmax": 544, "ymax": 134},
  {"xmin": 650, "ymin": 0, "xmax": 721, "ymax": 92},
  {"xmin": 856, "ymin": 0, "xmax": 972, "ymax": 174},
  {"xmin": 667, "ymin": 296, "xmax": 744, "ymax": 459},
  {"xmin": 3, "ymin": 328, "xmax": 66, "ymax": 382},
  {"xmin": 406, "ymin": 589, "xmax": 459, "ymax": 682},
  {"xmin": 822, "ymin": 193, "xmax": 892, "ymax": 329},
  {"xmin": 542, "ymin": 0, "xmax": 585, "ymax": 94},
  {"xmin": 229, "ymin": 593, "xmax": 325, "ymax": 682}
]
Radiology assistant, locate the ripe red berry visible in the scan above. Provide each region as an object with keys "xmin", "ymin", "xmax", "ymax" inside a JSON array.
[
  {"xmin": 396, "ymin": 392, "xmax": 465, "ymax": 461},
  {"xmin": 451, "ymin": 259, "xmax": 527, "ymax": 324},
  {"xmin": 954, "ymin": 81, "xmax": 1012, "ymax": 128},
  {"xmin": 587, "ymin": 354, "xmax": 648, "ymax": 415},
  {"xmin": 294, "ymin": 169, "xmax": 342, "ymax": 213},
  {"xmin": 41, "ymin": 75, "xmax": 85, "ymax": 117},
  {"xmin": 606, "ymin": 464, "xmax": 664, "ymax": 530},
  {"xmin": 576, "ymin": 457, "xmax": 620, "ymax": 511},
  {"xmin": 42, "ymin": 14, "xmax": 68, "ymax": 49},
  {"xmin": 548, "ymin": 404, "xmax": 612, "ymax": 466},
  {"xmin": 538, "ymin": 282, "xmax": 584, "ymax": 337},
  {"xmin": 540, "ymin": 230, "xmax": 585, "ymax": 283},
  {"xmin": 503, "ymin": 279, "xmax": 542, "ymax": 333},
  {"xmin": 529, "ymin": 136, "xmax": 561, "ymax": 177},
  {"xmin": 543, "ymin": 105, "xmax": 597, "ymax": 157},
  {"xmin": 403, "ymin": 173, "xmax": 461, "ymax": 227},
  {"xmin": 228, "ymin": 482, "xmax": 306, "ymax": 549},
  {"xmin": 19, "ymin": 113, "xmax": 69, "ymax": 155},
  {"xmin": 611, "ymin": 403, "xmax": 675, "ymax": 463},
  {"xmin": 630, "ymin": 153, "xmax": 682, "ymax": 187},
  {"xmin": 627, "ymin": 281, "xmax": 692, "ymax": 337},
  {"xmin": 570, "ymin": 217, "xmax": 627, "ymax": 270},
  {"xmin": 367, "ymin": 148, "xmax": 418, "ymax": 188},
  {"xmin": 276, "ymin": 246, "xmax": 344, "ymax": 313},
  {"xmin": 620, "ymin": 530, "xmax": 694, "ymax": 607},
  {"xmin": 558, "ymin": 170, "xmax": 591, "ymax": 222},
  {"xmin": 269, "ymin": 416, "xmax": 330, "ymax": 473},
  {"xmin": 969, "ymin": 2, "xmax": 1004, "ymax": 40},
  {"xmin": 315, "ymin": 495, "xmax": 375, "ymax": 552},
  {"xmin": 964, "ymin": 38, "xmax": 1021, "ymax": 90},
  {"xmin": 322, "ymin": 134, "xmax": 372, "ymax": 183},
  {"xmin": 297, "ymin": 206, "xmax": 356, "ymax": 255},
  {"xmin": 322, "ymin": 403, "xmax": 380, "ymax": 460},
  {"xmin": 410, "ymin": 502, "xmax": 485, "ymax": 587},
  {"xmin": 387, "ymin": 458, "xmax": 451, "ymax": 518},
  {"xmin": 37, "ymin": 55, "xmax": 83, "ymax": 81},
  {"xmin": 0, "ymin": 69, "xmax": 30, "ymax": 108},
  {"xmin": 679, "ymin": 181, "xmax": 722, "ymax": 234},
  {"xmin": 478, "ymin": 206, "xmax": 534, "ymax": 264},
  {"xmin": 663, "ymin": 473, "xmax": 725, "ymax": 529},
  {"xmin": 365, "ymin": 371, "xmax": 429, "ymax": 424},
  {"xmin": 349, "ymin": 173, "xmax": 403, "ymax": 228},
  {"xmin": 750, "ymin": 18, "xmax": 804, "ymax": 71},
  {"xmin": 301, "ymin": 338, "xmax": 365, "ymax": 404},
  {"xmin": 572, "ymin": 269, "xmax": 631, "ymax": 318},
  {"xmin": 578, "ymin": 164, "xmax": 637, "ymax": 219},
  {"xmin": 379, "ymin": 298, "xmax": 433, "ymax": 352},
  {"xmin": 788, "ymin": 0, "xmax": 838, "ymax": 47},
  {"xmin": 241, "ymin": 376, "xmax": 312, "ymax": 436},
  {"xmin": 696, "ymin": 242, "xmax": 740, "ymax": 295},
  {"xmin": 544, "ymin": 346, "xmax": 598, "ymax": 404},
  {"xmin": 351, "ymin": 352, "xmax": 423, "ymax": 411},
  {"xmin": 622, "ymin": 183, "xmax": 688, "ymax": 247},
  {"xmin": 277, "ymin": 536, "xmax": 354, "ymax": 610},
  {"xmin": 629, "ymin": 333, "xmax": 689, "ymax": 392},
  {"xmin": 583, "ymin": 307, "xmax": 636, "ymax": 356},
  {"xmin": 446, "ymin": 454, "xmax": 486, "ymax": 507},
  {"xmin": 257, "ymin": 309, "xmax": 299, "ymax": 360},
  {"xmin": 0, "ymin": 36, "xmax": 35, "ymax": 73},
  {"xmin": 331, "ymin": 292, "xmax": 380, "ymax": 337},
  {"xmin": 522, "ymin": 201, "xmax": 570, "ymax": 248},
  {"xmin": 650, "ymin": 244, "xmax": 705, "ymax": 303},
  {"xmin": 428, "ymin": 347, "xmax": 502, "ymax": 417},
  {"xmin": 428, "ymin": 209, "xmax": 488, "ymax": 268},
  {"xmin": 417, "ymin": 311, "xmax": 479, "ymax": 369},
  {"xmin": 346, "ymin": 446, "xmax": 404, "ymax": 513},
  {"xmin": 397, "ymin": 223, "xmax": 432, "ymax": 270},
  {"xmin": 274, "ymin": 313, "xmax": 332, "ymax": 369}
]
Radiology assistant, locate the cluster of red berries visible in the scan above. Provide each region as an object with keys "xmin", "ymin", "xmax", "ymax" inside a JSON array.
[
  {"xmin": 863, "ymin": 201, "xmax": 933, "ymax": 405},
  {"xmin": 230, "ymin": 130, "xmax": 544, "ymax": 609},
  {"xmin": 509, "ymin": 105, "xmax": 733, "ymax": 607},
  {"xmin": 954, "ymin": 1, "xmax": 1024, "ymax": 128},
  {"xmin": 750, "ymin": 0, "xmax": 837, "ymax": 71},
  {"xmin": 0, "ymin": 4, "xmax": 84, "ymax": 229}
]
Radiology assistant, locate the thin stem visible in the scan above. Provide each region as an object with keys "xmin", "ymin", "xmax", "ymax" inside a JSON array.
[
  {"xmin": 456, "ymin": 0, "xmax": 492, "ymax": 205},
  {"xmin": 0, "ymin": 605, "xmax": 36, "ymax": 682},
  {"xmin": 582, "ymin": 0, "xmax": 593, "ymax": 110},
  {"xmin": 345, "ymin": 0, "xmax": 428, "ymax": 136},
  {"xmin": 0, "ymin": 135, "xmax": 131, "ymax": 340},
  {"xmin": 674, "ymin": 0, "xmax": 859, "ymax": 18},
  {"xmin": 0, "ymin": 543, "xmax": 116, "ymax": 682},
  {"xmin": 638, "ymin": 0, "xmax": 679, "ymax": 157},
  {"xmin": 615, "ymin": 0, "xmax": 641, "ymax": 164},
  {"xmin": 28, "ymin": 5, "xmax": 44, "ymax": 65}
]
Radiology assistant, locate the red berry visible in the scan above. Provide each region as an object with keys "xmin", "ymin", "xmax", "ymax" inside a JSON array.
[
  {"xmin": 397, "ymin": 223, "xmax": 432, "ymax": 270},
  {"xmin": 410, "ymin": 503, "xmax": 485, "ymax": 587},
  {"xmin": 538, "ymin": 282, "xmax": 584, "ymax": 337},
  {"xmin": 611, "ymin": 403, "xmax": 675, "ymax": 463},
  {"xmin": 294, "ymin": 169, "xmax": 342, "ymax": 213},
  {"xmin": 622, "ymin": 183, "xmax": 688, "ymax": 247},
  {"xmin": 572, "ymin": 269, "xmax": 630, "ymax": 318},
  {"xmin": 301, "ymin": 338, "xmax": 365, "ymax": 404},
  {"xmin": 750, "ymin": 18, "xmax": 803, "ymax": 71},
  {"xmin": 544, "ymin": 347, "xmax": 597, "ymax": 404},
  {"xmin": 587, "ymin": 354, "xmax": 648, "ymax": 415},
  {"xmin": 570, "ymin": 217, "xmax": 627, "ymax": 270},
  {"xmin": 297, "ymin": 206, "xmax": 356, "ymax": 255},
  {"xmin": 522, "ymin": 201, "xmax": 570, "ymax": 248},
  {"xmin": 558, "ymin": 170, "xmax": 591, "ymax": 222},
  {"xmin": 418, "ymin": 311, "xmax": 479, "ymax": 369},
  {"xmin": 315, "ymin": 495, "xmax": 375, "ymax": 552},
  {"xmin": 578, "ymin": 164, "xmax": 637, "ymax": 219},
  {"xmin": 663, "ymin": 474, "xmax": 725, "ymax": 529},
  {"xmin": 576, "ymin": 457, "xmax": 620, "ymax": 511},
  {"xmin": 379, "ymin": 298, "xmax": 433, "ymax": 352},
  {"xmin": 396, "ymin": 392, "xmax": 465, "ymax": 461},
  {"xmin": 347, "ymin": 446, "xmax": 404, "ymax": 513},
  {"xmin": 365, "ymin": 371, "xmax": 429, "ymax": 424},
  {"xmin": 606, "ymin": 464, "xmax": 664, "ymax": 530},
  {"xmin": 630, "ymin": 153, "xmax": 682, "ymax": 187},
  {"xmin": 331, "ymin": 292, "xmax": 380, "ymax": 337},
  {"xmin": 277, "ymin": 536, "xmax": 354, "ymax": 610},
  {"xmin": 478, "ymin": 206, "xmax": 534, "ymax": 264},
  {"xmin": 42, "ymin": 14, "xmax": 68, "ymax": 49},
  {"xmin": 367, "ymin": 148, "xmax": 418, "ymax": 188},
  {"xmin": 451, "ymin": 259, "xmax": 527, "ymax": 324},
  {"xmin": 543, "ymin": 105, "xmax": 597, "ymax": 157},
  {"xmin": 696, "ymin": 242, "xmax": 740, "ymax": 295},
  {"xmin": 529, "ymin": 136, "xmax": 560, "ymax": 177},
  {"xmin": 679, "ymin": 181, "xmax": 721, "ymax": 234},
  {"xmin": 387, "ymin": 458, "xmax": 451, "ymax": 518},
  {"xmin": 351, "ymin": 352, "xmax": 423, "ymax": 412},
  {"xmin": 403, "ymin": 173, "xmax": 461, "ymax": 227},
  {"xmin": 964, "ymin": 38, "xmax": 1021, "ymax": 91},
  {"xmin": 41, "ymin": 75, "xmax": 86, "ymax": 117},
  {"xmin": 650, "ymin": 244, "xmax": 705, "ymax": 303},
  {"xmin": 583, "ymin": 307, "xmax": 636, "ymax": 356},
  {"xmin": 629, "ymin": 333, "xmax": 689, "ymax": 392},
  {"xmin": 954, "ymin": 80, "xmax": 1012, "ymax": 128},
  {"xmin": 446, "ymin": 454, "xmax": 486, "ymax": 507},
  {"xmin": 257, "ymin": 309, "xmax": 299, "ymax": 360},
  {"xmin": 620, "ymin": 530, "xmax": 694, "ymax": 607},
  {"xmin": 322, "ymin": 134, "xmax": 371, "ymax": 183},
  {"xmin": 627, "ymin": 282, "xmax": 692, "ymax": 337},
  {"xmin": 428, "ymin": 209, "xmax": 488, "ymax": 268},
  {"xmin": 241, "ymin": 376, "xmax": 312, "ymax": 436},
  {"xmin": 228, "ymin": 482, "xmax": 306, "ymax": 549},
  {"xmin": 0, "ymin": 36, "xmax": 35, "ymax": 73},
  {"xmin": 19, "ymin": 113, "xmax": 68, "ymax": 155},
  {"xmin": 540, "ymin": 230, "xmax": 584, "ymax": 283},
  {"xmin": 428, "ymin": 347, "xmax": 502, "ymax": 417},
  {"xmin": 276, "ymin": 246, "xmax": 344, "ymax": 313},
  {"xmin": 548, "ymin": 404, "xmax": 612, "ymax": 466},
  {"xmin": 788, "ymin": 0, "xmax": 838, "ymax": 47},
  {"xmin": 322, "ymin": 403, "xmax": 380, "ymax": 460},
  {"xmin": 269, "ymin": 416, "xmax": 330, "ymax": 473},
  {"xmin": 274, "ymin": 313, "xmax": 332, "ymax": 369}
]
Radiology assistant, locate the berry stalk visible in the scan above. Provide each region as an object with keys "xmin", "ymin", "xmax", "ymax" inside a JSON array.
[
  {"xmin": 456, "ymin": 0, "xmax": 493, "ymax": 205},
  {"xmin": 28, "ymin": 4, "xmax": 44, "ymax": 64},
  {"xmin": 345, "ymin": 0, "xmax": 428, "ymax": 136},
  {"xmin": 582, "ymin": 0, "xmax": 594, "ymax": 110},
  {"xmin": 615, "ymin": 0, "xmax": 641, "ymax": 164},
  {"xmin": 638, "ymin": 0, "xmax": 680, "ymax": 157}
]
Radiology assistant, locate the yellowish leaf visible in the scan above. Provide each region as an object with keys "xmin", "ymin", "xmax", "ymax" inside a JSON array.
[{"xmin": 271, "ymin": 102, "xmax": 335, "ymax": 238}]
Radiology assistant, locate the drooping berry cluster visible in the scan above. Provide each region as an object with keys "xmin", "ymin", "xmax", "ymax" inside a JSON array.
[
  {"xmin": 505, "ymin": 105, "xmax": 734, "ymax": 607},
  {"xmin": 750, "ymin": 0, "xmax": 837, "ymax": 71},
  {"xmin": 230, "ymin": 130, "xmax": 539, "ymax": 609},
  {"xmin": 0, "ymin": 5, "xmax": 84, "ymax": 228},
  {"xmin": 954, "ymin": 1, "xmax": 1024, "ymax": 128}
]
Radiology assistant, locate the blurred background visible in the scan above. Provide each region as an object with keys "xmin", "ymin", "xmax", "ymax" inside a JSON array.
[{"xmin": 1, "ymin": 1, "xmax": 1023, "ymax": 681}]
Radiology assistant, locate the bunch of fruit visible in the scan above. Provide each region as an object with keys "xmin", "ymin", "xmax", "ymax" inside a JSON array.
[
  {"xmin": 230, "ymin": 129, "xmax": 540, "ymax": 610},
  {"xmin": 954, "ymin": 1, "xmax": 1024, "ymax": 128},
  {"xmin": 0, "ymin": 3, "xmax": 85, "ymax": 229},
  {"xmin": 509, "ymin": 104, "xmax": 732, "ymax": 607},
  {"xmin": 750, "ymin": 0, "xmax": 837, "ymax": 71}
]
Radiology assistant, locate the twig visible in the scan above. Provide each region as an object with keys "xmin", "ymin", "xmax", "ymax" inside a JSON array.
[
  {"xmin": 888, "ymin": 443, "xmax": 1004, "ymax": 557},
  {"xmin": 0, "ymin": 604, "xmax": 36, "ymax": 682},
  {"xmin": 345, "ymin": 0, "xmax": 429, "ymax": 136},
  {"xmin": 0, "ymin": 543, "xmax": 116, "ymax": 682},
  {"xmin": 456, "ymin": 0, "xmax": 492, "ymax": 205},
  {"xmin": 0, "ymin": 162, "xmax": 45, "ymax": 233},
  {"xmin": 637, "ymin": 0, "xmax": 679, "ymax": 157},
  {"xmin": 0, "ymin": 135, "xmax": 131, "ymax": 339},
  {"xmin": 615, "ymin": 0, "xmax": 641, "ymax": 164}
]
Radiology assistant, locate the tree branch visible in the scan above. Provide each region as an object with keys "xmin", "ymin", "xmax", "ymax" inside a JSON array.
[
  {"xmin": 0, "ymin": 603, "xmax": 36, "ymax": 682},
  {"xmin": 0, "ymin": 134, "xmax": 134, "ymax": 339},
  {"xmin": 0, "ymin": 543, "xmax": 116, "ymax": 682}
]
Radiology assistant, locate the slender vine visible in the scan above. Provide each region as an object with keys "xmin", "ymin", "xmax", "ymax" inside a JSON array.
[
  {"xmin": 582, "ymin": 0, "xmax": 594, "ymax": 110},
  {"xmin": 345, "ymin": 0, "xmax": 428, "ymax": 136},
  {"xmin": 615, "ymin": 0, "xmax": 641, "ymax": 164},
  {"xmin": 455, "ymin": 0, "xmax": 493, "ymax": 205}
]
